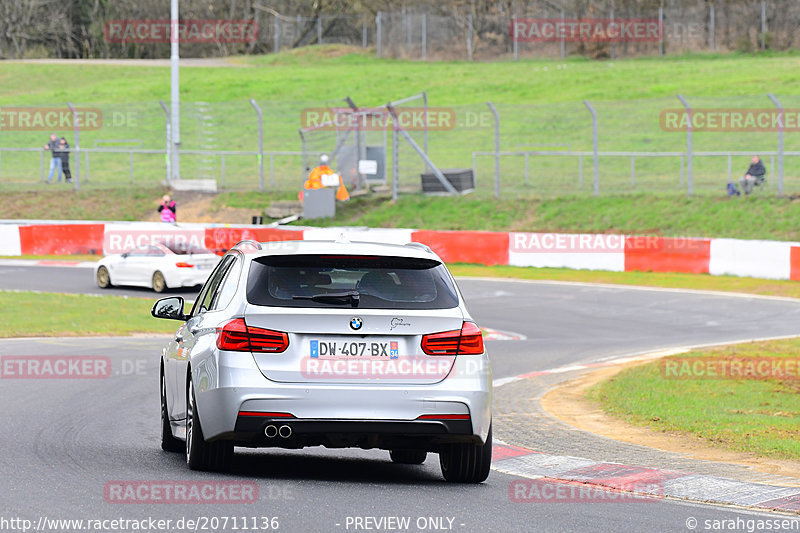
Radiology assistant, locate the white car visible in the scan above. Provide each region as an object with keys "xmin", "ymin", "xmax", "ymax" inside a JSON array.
[{"xmin": 95, "ymin": 242, "xmax": 221, "ymax": 292}]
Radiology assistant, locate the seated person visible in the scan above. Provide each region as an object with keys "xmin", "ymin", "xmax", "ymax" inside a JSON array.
[{"xmin": 739, "ymin": 156, "xmax": 766, "ymax": 195}]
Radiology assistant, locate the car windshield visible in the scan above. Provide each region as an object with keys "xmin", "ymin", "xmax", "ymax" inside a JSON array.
[{"xmin": 246, "ymin": 254, "xmax": 459, "ymax": 309}]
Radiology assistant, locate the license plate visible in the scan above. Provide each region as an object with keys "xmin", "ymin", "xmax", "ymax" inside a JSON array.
[{"xmin": 309, "ymin": 340, "xmax": 400, "ymax": 359}]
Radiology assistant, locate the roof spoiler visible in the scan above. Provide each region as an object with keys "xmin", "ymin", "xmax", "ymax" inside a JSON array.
[
  {"xmin": 232, "ymin": 240, "xmax": 262, "ymax": 251},
  {"xmin": 404, "ymin": 242, "xmax": 432, "ymax": 253}
]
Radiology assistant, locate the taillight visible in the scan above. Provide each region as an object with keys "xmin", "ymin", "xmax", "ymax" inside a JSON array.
[
  {"xmin": 175, "ymin": 262, "xmax": 194, "ymax": 268},
  {"xmin": 216, "ymin": 318, "xmax": 289, "ymax": 353},
  {"xmin": 421, "ymin": 321, "xmax": 484, "ymax": 356}
]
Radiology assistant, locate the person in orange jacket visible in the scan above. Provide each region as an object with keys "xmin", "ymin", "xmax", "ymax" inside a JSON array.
[{"xmin": 300, "ymin": 154, "xmax": 350, "ymax": 202}]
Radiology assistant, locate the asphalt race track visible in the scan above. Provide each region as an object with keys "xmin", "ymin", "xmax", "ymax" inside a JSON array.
[{"xmin": 2, "ymin": 264, "xmax": 800, "ymax": 532}]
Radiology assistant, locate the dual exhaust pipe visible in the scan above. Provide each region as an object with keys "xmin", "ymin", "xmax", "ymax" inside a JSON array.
[{"xmin": 264, "ymin": 424, "xmax": 292, "ymax": 439}]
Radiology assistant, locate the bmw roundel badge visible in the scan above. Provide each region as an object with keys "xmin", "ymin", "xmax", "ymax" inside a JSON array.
[{"xmin": 350, "ymin": 317, "xmax": 363, "ymax": 331}]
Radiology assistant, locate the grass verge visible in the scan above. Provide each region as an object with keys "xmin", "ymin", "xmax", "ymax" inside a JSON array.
[
  {"xmin": 0, "ymin": 291, "xmax": 176, "ymax": 337},
  {"xmin": 449, "ymin": 264, "xmax": 800, "ymax": 299},
  {"xmin": 287, "ymin": 194, "xmax": 800, "ymax": 241},
  {"xmin": 587, "ymin": 339, "xmax": 800, "ymax": 459},
  {"xmin": 0, "ymin": 187, "xmax": 167, "ymax": 221}
]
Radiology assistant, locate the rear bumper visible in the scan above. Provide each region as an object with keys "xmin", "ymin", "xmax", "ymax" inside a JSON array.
[
  {"xmin": 164, "ymin": 268, "xmax": 213, "ymax": 288},
  {"xmin": 192, "ymin": 349, "xmax": 492, "ymax": 448},
  {"xmin": 228, "ymin": 416, "xmax": 476, "ymax": 450}
]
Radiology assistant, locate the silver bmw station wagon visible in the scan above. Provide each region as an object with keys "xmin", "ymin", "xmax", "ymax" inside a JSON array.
[{"xmin": 152, "ymin": 238, "xmax": 492, "ymax": 483}]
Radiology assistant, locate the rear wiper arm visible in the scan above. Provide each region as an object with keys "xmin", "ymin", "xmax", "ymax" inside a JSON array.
[{"xmin": 293, "ymin": 291, "xmax": 361, "ymax": 307}]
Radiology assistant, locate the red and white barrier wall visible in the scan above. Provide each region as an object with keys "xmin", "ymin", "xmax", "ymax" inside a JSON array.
[{"xmin": 1, "ymin": 221, "xmax": 799, "ymax": 281}]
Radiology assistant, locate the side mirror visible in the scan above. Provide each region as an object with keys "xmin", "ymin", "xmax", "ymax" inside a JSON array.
[
  {"xmin": 151, "ymin": 296, "xmax": 188, "ymax": 321},
  {"xmin": 121, "ymin": 252, "xmax": 129, "ymax": 259}
]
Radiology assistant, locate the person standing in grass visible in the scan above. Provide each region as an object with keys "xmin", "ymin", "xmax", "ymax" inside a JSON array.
[
  {"xmin": 158, "ymin": 194, "xmax": 177, "ymax": 223},
  {"xmin": 44, "ymin": 133, "xmax": 63, "ymax": 184},
  {"xmin": 58, "ymin": 137, "xmax": 73, "ymax": 184}
]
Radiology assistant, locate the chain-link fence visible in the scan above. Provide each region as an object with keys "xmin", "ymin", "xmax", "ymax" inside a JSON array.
[{"xmin": 1, "ymin": 94, "xmax": 796, "ymax": 197}]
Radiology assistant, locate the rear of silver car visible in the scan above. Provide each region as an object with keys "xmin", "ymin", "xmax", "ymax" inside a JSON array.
[{"xmin": 155, "ymin": 241, "xmax": 492, "ymax": 482}]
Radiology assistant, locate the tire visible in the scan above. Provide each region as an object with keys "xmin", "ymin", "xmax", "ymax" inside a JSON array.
[
  {"xmin": 390, "ymin": 449, "xmax": 427, "ymax": 465},
  {"xmin": 439, "ymin": 425, "xmax": 492, "ymax": 483},
  {"xmin": 186, "ymin": 376, "xmax": 233, "ymax": 472},
  {"xmin": 152, "ymin": 271, "xmax": 167, "ymax": 293},
  {"xmin": 96, "ymin": 266, "xmax": 112, "ymax": 289},
  {"xmin": 160, "ymin": 371, "xmax": 183, "ymax": 452}
]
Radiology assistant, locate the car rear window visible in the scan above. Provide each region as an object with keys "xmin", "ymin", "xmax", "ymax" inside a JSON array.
[{"xmin": 246, "ymin": 254, "xmax": 459, "ymax": 309}]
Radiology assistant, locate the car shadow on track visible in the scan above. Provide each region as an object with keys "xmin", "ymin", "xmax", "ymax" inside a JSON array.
[{"xmin": 157, "ymin": 448, "xmax": 446, "ymax": 485}]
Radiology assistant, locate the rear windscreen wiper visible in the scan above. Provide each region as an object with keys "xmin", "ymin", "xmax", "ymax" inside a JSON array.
[{"xmin": 293, "ymin": 291, "xmax": 361, "ymax": 307}]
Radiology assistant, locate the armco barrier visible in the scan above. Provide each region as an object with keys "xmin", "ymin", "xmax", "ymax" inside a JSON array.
[
  {"xmin": 624, "ymin": 236, "xmax": 711, "ymax": 274},
  {"xmin": 2, "ymin": 221, "xmax": 799, "ymax": 282},
  {"xmin": 413, "ymin": 230, "xmax": 509, "ymax": 265},
  {"xmin": 19, "ymin": 224, "xmax": 105, "ymax": 255}
]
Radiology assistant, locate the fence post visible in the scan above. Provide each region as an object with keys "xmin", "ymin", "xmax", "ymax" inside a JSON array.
[
  {"xmin": 422, "ymin": 14, "xmax": 427, "ymax": 60},
  {"xmin": 761, "ymin": 1, "xmax": 766, "ymax": 50},
  {"xmin": 487, "ymin": 102, "xmax": 500, "ymax": 198},
  {"xmin": 40, "ymin": 150, "xmax": 44, "ymax": 182},
  {"xmin": 579, "ymin": 154, "xmax": 583, "ymax": 188},
  {"xmin": 610, "ymin": 9, "xmax": 615, "ymax": 60},
  {"xmin": 525, "ymin": 153, "xmax": 530, "ymax": 185},
  {"xmin": 630, "ymin": 156, "xmax": 635, "ymax": 187},
  {"xmin": 770, "ymin": 155, "xmax": 775, "ymax": 187},
  {"xmin": 362, "ymin": 14, "xmax": 367, "ymax": 48},
  {"xmin": 85, "ymin": 151, "xmax": 89, "ymax": 182},
  {"xmin": 768, "ymin": 92, "xmax": 784, "ymax": 195},
  {"xmin": 560, "ymin": 10, "xmax": 566, "ymax": 59},
  {"xmin": 710, "ymin": 5, "xmax": 715, "ymax": 51},
  {"xmin": 583, "ymin": 100, "xmax": 599, "ymax": 196},
  {"xmin": 392, "ymin": 125, "xmax": 399, "ymax": 201},
  {"xmin": 317, "ymin": 15, "xmax": 322, "ymax": 45},
  {"xmin": 658, "ymin": 6, "xmax": 664, "ymax": 56},
  {"xmin": 512, "ymin": 15, "xmax": 519, "ymax": 61},
  {"xmin": 270, "ymin": 154, "xmax": 275, "ymax": 188},
  {"xmin": 376, "ymin": 12, "xmax": 382, "ymax": 58},
  {"xmin": 727, "ymin": 154, "xmax": 732, "ymax": 183},
  {"xmin": 221, "ymin": 154, "xmax": 226, "ymax": 188},
  {"xmin": 67, "ymin": 102, "xmax": 80, "ymax": 190},
  {"xmin": 467, "ymin": 14, "xmax": 473, "ymax": 62},
  {"xmin": 274, "ymin": 15, "xmax": 280, "ymax": 53},
  {"xmin": 422, "ymin": 91, "xmax": 429, "ymax": 170},
  {"xmin": 159, "ymin": 100, "xmax": 171, "ymax": 185},
  {"xmin": 250, "ymin": 99, "xmax": 264, "ymax": 191},
  {"xmin": 677, "ymin": 94, "xmax": 693, "ymax": 196}
]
